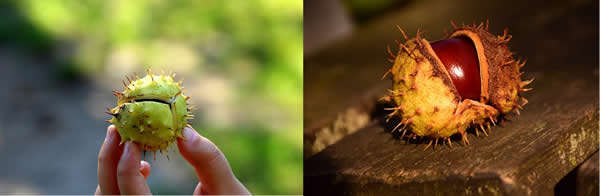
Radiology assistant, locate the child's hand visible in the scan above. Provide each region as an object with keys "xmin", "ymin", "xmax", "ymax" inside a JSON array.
[{"xmin": 95, "ymin": 125, "xmax": 250, "ymax": 195}]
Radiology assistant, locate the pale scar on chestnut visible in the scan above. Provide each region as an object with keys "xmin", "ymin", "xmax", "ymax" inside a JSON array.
[{"xmin": 381, "ymin": 21, "xmax": 533, "ymax": 150}]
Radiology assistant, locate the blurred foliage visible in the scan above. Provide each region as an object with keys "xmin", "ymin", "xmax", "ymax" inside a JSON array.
[
  {"xmin": 201, "ymin": 125, "xmax": 303, "ymax": 194},
  {"xmin": 11, "ymin": 0, "xmax": 303, "ymax": 194}
]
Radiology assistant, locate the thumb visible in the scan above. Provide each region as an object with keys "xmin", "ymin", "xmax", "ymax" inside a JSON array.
[
  {"xmin": 176, "ymin": 127, "xmax": 248, "ymax": 195},
  {"xmin": 117, "ymin": 142, "xmax": 151, "ymax": 195}
]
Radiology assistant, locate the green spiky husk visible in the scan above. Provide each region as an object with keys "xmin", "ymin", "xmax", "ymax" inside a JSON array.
[{"xmin": 108, "ymin": 70, "xmax": 192, "ymax": 152}]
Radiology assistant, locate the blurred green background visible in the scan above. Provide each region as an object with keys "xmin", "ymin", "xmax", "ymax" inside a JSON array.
[{"xmin": 0, "ymin": 0, "xmax": 302, "ymax": 194}]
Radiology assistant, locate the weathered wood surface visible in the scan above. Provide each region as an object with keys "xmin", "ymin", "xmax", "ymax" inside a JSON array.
[
  {"xmin": 305, "ymin": 71, "xmax": 598, "ymax": 195},
  {"xmin": 304, "ymin": 0, "xmax": 599, "ymax": 195},
  {"xmin": 576, "ymin": 151, "xmax": 599, "ymax": 196},
  {"xmin": 555, "ymin": 150, "xmax": 599, "ymax": 195}
]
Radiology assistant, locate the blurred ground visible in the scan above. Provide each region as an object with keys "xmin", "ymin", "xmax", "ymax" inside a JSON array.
[
  {"xmin": 0, "ymin": 1, "xmax": 302, "ymax": 194},
  {"xmin": 0, "ymin": 47, "xmax": 106, "ymax": 194}
]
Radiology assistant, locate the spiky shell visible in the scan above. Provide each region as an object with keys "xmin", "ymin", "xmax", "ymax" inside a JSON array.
[
  {"xmin": 382, "ymin": 22, "xmax": 531, "ymax": 145},
  {"xmin": 108, "ymin": 70, "xmax": 192, "ymax": 152}
]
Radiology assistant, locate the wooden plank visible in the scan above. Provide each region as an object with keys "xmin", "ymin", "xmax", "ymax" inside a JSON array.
[
  {"xmin": 555, "ymin": 150, "xmax": 599, "ymax": 195},
  {"xmin": 576, "ymin": 151, "xmax": 599, "ymax": 196},
  {"xmin": 305, "ymin": 68, "xmax": 599, "ymax": 195}
]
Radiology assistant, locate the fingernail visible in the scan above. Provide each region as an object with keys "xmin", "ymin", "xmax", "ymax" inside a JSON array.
[
  {"xmin": 123, "ymin": 142, "xmax": 132, "ymax": 156},
  {"xmin": 183, "ymin": 127, "xmax": 197, "ymax": 141},
  {"xmin": 105, "ymin": 126, "xmax": 114, "ymax": 142}
]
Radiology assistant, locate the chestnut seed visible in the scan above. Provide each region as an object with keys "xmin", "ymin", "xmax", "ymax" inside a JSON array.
[{"xmin": 430, "ymin": 37, "xmax": 481, "ymax": 100}]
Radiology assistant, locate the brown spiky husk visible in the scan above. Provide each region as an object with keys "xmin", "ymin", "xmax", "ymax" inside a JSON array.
[{"xmin": 449, "ymin": 22, "xmax": 530, "ymax": 114}]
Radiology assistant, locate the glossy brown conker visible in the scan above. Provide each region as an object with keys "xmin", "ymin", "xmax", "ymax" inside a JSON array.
[{"xmin": 430, "ymin": 37, "xmax": 481, "ymax": 100}]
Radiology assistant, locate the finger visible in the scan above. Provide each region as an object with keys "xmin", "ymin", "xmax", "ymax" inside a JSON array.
[
  {"xmin": 140, "ymin": 160, "xmax": 151, "ymax": 180},
  {"xmin": 95, "ymin": 185, "xmax": 101, "ymax": 195},
  {"xmin": 177, "ymin": 127, "xmax": 249, "ymax": 195},
  {"xmin": 117, "ymin": 142, "xmax": 151, "ymax": 195},
  {"xmin": 97, "ymin": 125, "xmax": 123, "ymax": 195},
  {"xmin": 193, "ymin": 182, "xmax": 204, "ymax": 195}
]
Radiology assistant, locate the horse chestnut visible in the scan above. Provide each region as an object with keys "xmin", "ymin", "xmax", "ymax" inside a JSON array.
[
  {"xmin": 430, "ymin": 37, "xmax": 481, "ymax": 100},
  {"xmin": 381, "ymin": 21, "xmax": 532, "ymax": 149},
  {"xmin": 106, "ymin": 70, "xmax": 194, "ymax": 154}
]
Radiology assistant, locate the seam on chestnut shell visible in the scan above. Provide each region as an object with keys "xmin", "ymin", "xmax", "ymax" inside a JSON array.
[{"xmin": 381, "ymin": 21, "xmax": 533, "ymax": 150}]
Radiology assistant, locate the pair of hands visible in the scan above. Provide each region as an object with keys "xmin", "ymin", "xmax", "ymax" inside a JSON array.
[{"xmin": 95, "ymin": 125, "xmax": 250, "ymax": 195}]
